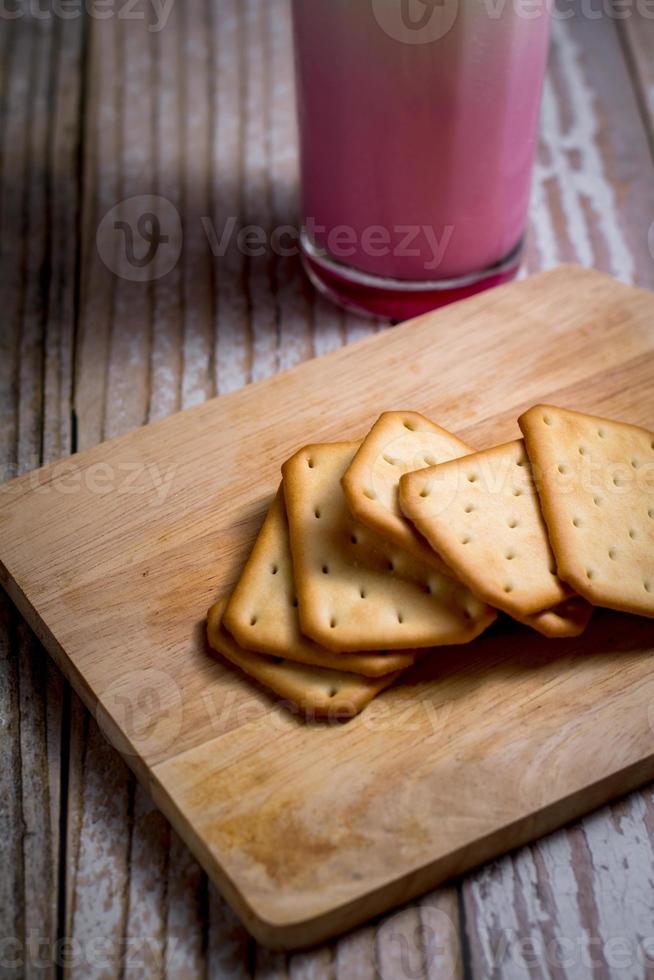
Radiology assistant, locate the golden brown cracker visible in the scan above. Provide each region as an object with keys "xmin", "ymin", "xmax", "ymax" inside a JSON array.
[
  {"xmin": 282, "ymin": 442, "xmax": 496, "ymax": 652},
  {"xmin": 223, "ymin": 490, "xmax": 417, "ymax": 676},
  {"xmin": 342, "ymin": 411, "xmax": 473, "ymax": 573},
  {"xmin": 519, "ymin": 404, "xmax": 654, "ymax": 617},
  {"xmin": 400, "ymin": 439, "xmax": 573, "ymax": 618},
  {"xmin": 207, "ymin": 596, "xmax": 400, "ymax": 718}
]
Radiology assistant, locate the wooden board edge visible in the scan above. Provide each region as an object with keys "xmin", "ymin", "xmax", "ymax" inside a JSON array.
[
  {"xmin": 149, "ymin": 749, "xmax": 654, "ymax": 950},
  {"xmin": 0, "ymin": 563, "xmax": 154, "ymax": 787},
  {"xmin": 0, "ymin": 265, "xmax": 641, "ymax": 501}
]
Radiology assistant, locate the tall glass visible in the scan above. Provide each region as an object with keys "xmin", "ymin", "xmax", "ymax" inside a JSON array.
[{"xmin": 291, "ymin": 0, "xmax": 551, "ymax": 319}]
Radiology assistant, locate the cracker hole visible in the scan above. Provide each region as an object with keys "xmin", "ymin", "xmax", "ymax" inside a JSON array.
[
  {"xmin": 350, "ymin": 534, "xmax": 358, "ymax": 544},
  {"xmin": 467, "ymin": 473, "xmax": 478, "ymax": 483},
  {"xmin": 397, "ymin": 612, "xmax": 404, "ymax": 623},
  {"xmin": 461, "ymin": 535, "xmax": 471, "ymax": 545},
  {"xmin": 271, "ymin": 564, "xmax": 279, "ymax": 574},
  {"xmin": 586, "ymin": 568, "xmax": 595, "ymax": 580},
  {"xmin": 250, "ymin": 615, "xmax": 258, "ymax": 626},
  {"xmin": 593, "ymin": 496, "xmax": 603, "ymax": 506},
  {"xmin": 420, "ymin": 487, "xmax": 431, "ymax": 498},
  {"xmin": 543, "ymin": 415, "xmax": 552, "ymax": 425},
  {"xmin": 505, "ymin": 550, "xmax": 515, "ymax": 560},
  {"xmin": 645, "ymin": 581, "xmax": 652, "ymax": 593},
  {"xmin": 549, "ymin": 564, "xmax": 557, "ymax": 575},
  {"xmin": 508, "ymin": 518, "xmax": 519, "ymax": 528},
  {"xmin": 513, "ymin": 489, "xmax": 522, "ymax": 497},
  {"xmin": 328, "ymin": 687, "xmax": 339, "ymax": 697},
  {"xmin": 272, "ymin": 657, "xmax": 284, "ymax": 665},
  {"xmin": 572, "ymin": 517, "xmax": 582, "ymax": 527},
  {"xmin": 613, "ymin": 475, "xmax": 623, "ymax": 487},
  {"xmin": 382, "ymin": 454, "xmax": 396, "ymax": 466},
  {"xmin": 629, "ymin": 528, "xmax": 637, "ymax": 539},
  {"xmin": 462, "ymin": 608, "xmax": 473, "ymax": 620},
  {"xmin": 648, "ymin": 509, "xmax": 654, "ymax": 520},
  {"xmin": 631, "ymin": 458, "xmax": 640, "ymax": 469},
  {"xmin": 516, "ymin": 459, "xmax": 525, "ymax": 467},
  {"xmin": 330, "ymin": 617, "xmax": 337, "ymax": 628},
  {"xmin": 364, "ymin": 488, "xmax": 376, "ymax": 500},
  {"xmin": 360, "ymin": 588, "xmax": 366, "ymax": 599},
  {"xmin": 597, "ymin": 428, "xmax": 605, "ymax": 438},
  {"xmin": 424, "ymin": 456, "xmax": 438, "ymax": 466},
  {"xmin": 464, "ymin": 504, "xmax": 474, "ymax": 513},
  {"xmin": 292, "ymin": 598, "xmax": 298, "ymax": 608},
  {"xmin": 579, "ymin": 446, "xmax": 587, "ymax": 455},
  {"xmin": 503, "ymin": 583, "xmax": 514, "ymax": 593},
  {"xmin": 307, "ymin": 458, "xmax": 315, "ymax": 468},
  {"xmin": 558, "ymin": 464, "xmax": 567, "ymax": 474},
  {"xmin": 423, "ymin": 583, "xmax": 432, "ymax": 594},
  {"xmin": 608, "ymin": 548, "xmax": 617, "ymax": 560},
  {"xmin": 322, "ymin": 564, "xmax": 329, "ymax": 574},
  {"xmin": 403, "ymin": 421, "xmax": 416, "ymax": 430},
  {"xmin": 387, "ymin": 560, "xmax": 395, "ymax": 572},
  {"xmin": 314, "ymin": 508, "xmax": 321, "ymax": 519}
]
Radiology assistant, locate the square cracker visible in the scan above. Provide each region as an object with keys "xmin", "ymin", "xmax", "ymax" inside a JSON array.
[
  {"xmin": 223, "ymin": 489, "xmax": 417, "ymax": 677},
  {"xmin": 342, "ymin": 411, "xmax": 473, "ymax": 574},
  {"xmin": 519, "ymin": 404, "xmax": 654, "ymax": 617},
  {"xmin": 208, "ymin": 597, "xmax": 399, "ymax": 718},
  {"xmin": 282, "ymin": 442, "xmax": 496, "ymax": 652},
  {"xmin": 515, "ymin": 598, "xmax": 593, "ymax": 638},
  {"xmin": 399, "ymin": 439, "xmax": 573, "ymax": 618}
]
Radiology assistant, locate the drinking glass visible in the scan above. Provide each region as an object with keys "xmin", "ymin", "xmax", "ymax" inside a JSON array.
[{"xmin": 291, "ymin": 0, "xmax": 551, "ymax": 319}]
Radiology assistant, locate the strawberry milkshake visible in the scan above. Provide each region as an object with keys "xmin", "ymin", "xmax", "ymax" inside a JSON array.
[{"xmin": 291, "ymin": 0, "xmax": 551, "ymax": 318}]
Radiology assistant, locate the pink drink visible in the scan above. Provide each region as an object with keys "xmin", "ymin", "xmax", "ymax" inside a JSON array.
[{"xmin": 291, "ymin": 0, "xmax": 550, "ymax": 318}]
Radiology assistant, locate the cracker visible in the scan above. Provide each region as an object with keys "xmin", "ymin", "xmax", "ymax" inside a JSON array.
[
  {"xmin": 282, "ymin": 442, "xmax": 496, "ymax": 652},
  {"xmin": 207, "ymin": 596, "xmax": 399, "ymax": 718},
  {"xmin": 399, "ymin": 439, "xmax": 573, "ymax": 618},
  {"xmin": 223, "ymin": 489, "xmax": 417, "ymax": 677},
  {"xmin": 519, "ymin": 404, "xmax": 654, "ymax": 617},
  {"xmin": 342, "ymin": 411, "xmax": 473, "ymax": 574},
  {"xmin": 515, "ymin": 598, "xmax": 593, "ymax": 638}
]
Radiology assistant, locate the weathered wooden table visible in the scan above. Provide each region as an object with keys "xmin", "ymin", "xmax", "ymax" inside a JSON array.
[{"xmin": 2, "ymin": 2, "xmax": 654, "ymax": 977}]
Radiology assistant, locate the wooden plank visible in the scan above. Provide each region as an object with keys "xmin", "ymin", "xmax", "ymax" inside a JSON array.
[
  {"xmin": 3, "ymin": 267, "xmax": 654, "ymax": 951},
  {"xmin": 525, "ymin": 12, "xmax": 654, "ymax": 287},
  {"xmin": 66, "ymin": 10, "xmax": 139, "ymax": 977},
  {"xmin": 468, "ymin": 13, "xmax": 654, "ymax": 978},
  {"xmin": 69, "ymin": 4, "xmax": 238, "ymax": 974},
  {"xmin": 619, "ymin": 11, "xmax": 654, "ymax": 153},
  {"xmin": 0, "ymin": 6, "xmax": 81, "ymax": 979}
]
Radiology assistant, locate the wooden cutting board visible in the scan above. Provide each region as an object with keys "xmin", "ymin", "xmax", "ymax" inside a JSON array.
[{"xmin": 2, "ymin": 265, "xmax": 654, "ymax": 950}]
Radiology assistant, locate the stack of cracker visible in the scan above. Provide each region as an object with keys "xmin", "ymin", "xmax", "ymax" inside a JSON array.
[{"xmin": 207, "ymin": 406, "xmax": 654, "ymax": 718}]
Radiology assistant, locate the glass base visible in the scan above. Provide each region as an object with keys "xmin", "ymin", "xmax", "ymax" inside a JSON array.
[{"xmin": 300, "ymin": 233, "xmax": 524, "ymax": 321}]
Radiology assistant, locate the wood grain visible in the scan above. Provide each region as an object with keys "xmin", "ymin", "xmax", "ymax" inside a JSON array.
[
  {"xmin": 2, "ymin": 0, "xmax": 654, "ymax": 974},
  {"xmin": 0, "ymin": 6, "xmax": 81, "ymax": 978},
  {"xmin": 3, "ymin": 266, "xmax": 654, "ymax": 950}
]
